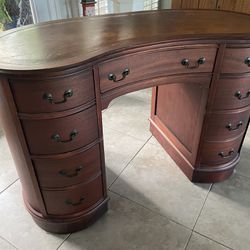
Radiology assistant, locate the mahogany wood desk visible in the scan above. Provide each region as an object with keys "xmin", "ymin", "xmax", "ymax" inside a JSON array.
[{"xmin": 0, "ymin": 10, "xmax": 250, "ymax": 234}]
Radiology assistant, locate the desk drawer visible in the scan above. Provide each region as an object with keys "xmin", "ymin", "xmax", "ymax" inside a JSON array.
[
  {"xmin": 205, "ymin": 108, "xmax": 250, "ymax": 141},
  {"xmin": 221, "ymin": 48, "xmax": 250, "ymax": 74},
  {"xmin": 200, "ymin": 135, "xmax": 243, "ymax": 166},
  {"xmin": 33, "ymin": 144, "xmax": 102, "ymax": 188},
  {"xmin": 99, "ymin": 47, "xmax": 217, "ymax": 93},
  {"xmin": 212, "ymin": 78, "xmax": 250, "ymax": 110},
  {"xmin": 22, "ymin": 106, "xmax": 98, "ymax": 155},
  {"xmin": 10, "ymin": 70, "xmax": 94, "ymax": 113},
  {"xmin": 43, "ymin": 175, "xmax": 103, "ymax": 215}
]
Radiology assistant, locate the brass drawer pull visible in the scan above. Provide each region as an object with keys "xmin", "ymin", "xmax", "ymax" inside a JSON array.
[
  {"xmin": 234, "ymin": 90, "xmax": 250, "ymax": 100},
  {"xmin": 65, "ymin": 197, "xmax": 85, "ymax": 206},
  {"xmin": 51, "ymin": 129, "xmax": 78, "ymax": 143},
  {"xmin": 218, "ymin": 150, "xmax": 234, "ymax": 158},
  {"xmin": 43, "ymin": 89, "xmax": 73, "ymax": 104},
  {"xmin": 244, "ymin": 57, "xmax": 250, "ymax": 67},
  {"xmin": 59, "ymin": 166, "xmax": 83, "ymax": 177},
  {"xmin": 181, "ymin": 57, "xmax": 206, "ymax": 69},
  {"xmin": 226, "ymin": 121, "xmax": 243, "ymax": 131},
  {"xmin": 108, "ymin": 68, "xmax": 130, "ymax": 82}
]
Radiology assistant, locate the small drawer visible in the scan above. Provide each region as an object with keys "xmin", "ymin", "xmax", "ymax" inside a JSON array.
[
  {"xmin": 221, "ymin": 48, "xmax": 250, "ymax": 74},
  {"xmin": 205, "ymin": 108, "xmax": 250, "ymax": 141},
  {"xmin": 33, "ymin": 144, "xmax": 102, "ymax": 188},
  {"xmin": 42, "ymin": 175, "xmax": 103, "ymax": 215},
  {"xmin": 10, "ymin": 70, "xmax": 94, "ymax": 113},
  {"xmin": 212, "ymin": 78, "xmax": 250, "ymax": 110},
  {"xmin": 99, "ymin": 47, "xmax": 217, "ymax": 93},
  {"xmin": 22, "ymin": 106, "xmax": 98, "ymax": 155},
  {"xmin": 200, "ymin": 135, "xmax": 243, "ymax": 166}
]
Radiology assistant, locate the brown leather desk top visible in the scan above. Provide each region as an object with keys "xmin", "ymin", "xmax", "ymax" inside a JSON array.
[{"xmin": 1, "ymin": 9, "xmax": 250, "ymax": 72}]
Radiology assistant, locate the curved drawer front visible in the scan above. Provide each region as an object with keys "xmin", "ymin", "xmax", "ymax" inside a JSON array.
[
  {"xmin": 212, "ymin": 78, "xmax": 250, "ymax": 110},
  {"xmin": 33, "ymin": 143, "xmax": 101, "ymax": 188},
  {"xmin": 221, "ymin": 48, "xmax": 250, "ymax": 74},
  {"xmin": 200, "ymin": 135, "xmax": 243, "ymax": 166},
  {"xmin": 22, "ymin": 106, "xmax": 98, "ymax": 155},
  {"xmin": 42, "ymin": 175, "xmax": 103, "ymax": 216},
  {"xmin": 99, "ymin": 47, "xmax": 217, "ymax": 93},
  {"xmin": 10, "ymin": 70, "xmax": 94, "ymax": 113},
  {"xmin": 205, "ymin": 108, "xmax": 250, "ymax": 141}
]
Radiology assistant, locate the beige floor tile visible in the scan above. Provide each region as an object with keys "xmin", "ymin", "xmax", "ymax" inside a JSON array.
[
  {"xmin": 123, "ymin": 88, "xmax": 152, "ymax": 103},
  {"xmin": 106, "ymin": 88, "xmax": 152, "ymax": 108},
  {"xmin": 236, "ymin": 141, "xmax": 250, "ymax": 178},
  {"xmin": 103, "ymin": 127, "xmax": 147, "ymax": 186},
  {"xmin": 148, "ymin": 135, "xmax": 161, "ymax": 145},
  {"xmin": 0, "ymin": 236, "xmax": 17, "ymax": 250},
  {"xmin": 59, "ymin": 191, "xmax": 191, "ymax": 250},
  {"xmin": 102, "ymin": 90, "xmax": 152, "ymax": 141},
  {"xmin": 0, "ymin": 134, "xmax": 18, "ymax": 193},
  {"xmin": 195, "ymin": 173, "xmax": 250, "ymax": 250},
  {"xmin": 237, "ymin": 130, "xmax": 250, "ymax": 179},
  {"xmin": 186, "ymin": 233, "xmax": 231, "ymax": 250},
  {"xmin": 0, "ymin": 181, "xmax": 68, "ymax": 250},
  {"xmin": 110, "ymin": 142, "xmax": 211, "ymax": 229}
]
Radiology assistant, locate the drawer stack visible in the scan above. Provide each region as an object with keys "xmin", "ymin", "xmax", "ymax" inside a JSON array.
[
  {"xmin": 9, "ymin": 69, "xmax": 107, "ymax": 223},
  {"xmin": 199, "ymin": 46, "xmax": 250, "ymax": 168}
]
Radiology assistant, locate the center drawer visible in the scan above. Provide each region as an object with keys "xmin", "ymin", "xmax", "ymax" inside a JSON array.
[
  {"xmin": 99, "ymin": 47, "xmax": 217, "ymax": 93},
  {"xmin": 22, "ymin": 106, "xmax": 99, "ymax": 155},
  {"xmin": 33, "ymin": 143, "xmax": 102, "ymax": 189}
]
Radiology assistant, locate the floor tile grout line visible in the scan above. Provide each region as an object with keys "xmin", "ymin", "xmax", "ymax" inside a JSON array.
[
  {"xmin": 0, "ymin": 235, "xmax": 18, "ymax": 250},
  {"xmin": 191, "ymin": 183, "xmax": 213, "ymax": 231},
  {"xmin": 185, "ymin": 182, "xmax": 234, "ymax": 250},
  {"xmin": 109, "ymin": 189, "xmax": 192, "ymax": 232},
  {"xmin": 108, "ymin": 135, "xmax": 153, "ymax": 188},
  {"xmin": 192, "ymin": 231, "xmax": 234, "ymax": 250},
  {"xmin": 183, "ymin": 182, "xmax": 212, "ymax": 250},
  {"xmin": 56, "ymin": 233, "xmax": 71, "ymax": 250},
  {"xmin": 183, "ymin": 232, "xmax": 193, "ymax": 250},
  {"xmin": 104, "ymin": 124, "xmax": 152, "ymax": 144},
  {"xmin": 0, "ymin": 178, "xmax": 19, "ymax": 195}
]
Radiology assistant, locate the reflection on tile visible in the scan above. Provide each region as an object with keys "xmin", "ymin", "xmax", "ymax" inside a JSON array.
[
  {"xmin": 110, "ymin": 142, "xmax": 211, "ymax": 228},
  {"xmin": 103, "ymin": 127, "xmax": 146, "ymax": 186},
  {"xmin": 195, "ymin": 174, "xmax": 250, "ymax": 250},
  {"xmin": 0, "ymin": 135, "xmax": 18, "ymax": 193},
  {"xmin": 102, "ymin": 90, "xmax": 152, "ymax": 141},
  {"xmin": 59, "ymin": 191, "xmax": 191, "ymax": 250},
  {"xmin": 186, "ymin": 233, "xmax": 230, "ymax": 250},
  {"xmin": 0, "ymin": 236, "xmax": 17, "ymax": 250},
  {"xmin": 0, "ymin": 181, "xmax": 68, "ymax": 250}
]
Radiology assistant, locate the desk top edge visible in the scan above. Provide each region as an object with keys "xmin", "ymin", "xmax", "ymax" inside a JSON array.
[{"xmin": 1, "ymin": 9, "xmax": 250, "ymax": 73}]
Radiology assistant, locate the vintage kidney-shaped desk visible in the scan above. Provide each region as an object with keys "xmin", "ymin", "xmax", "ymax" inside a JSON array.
[{"xmin": 0, "ymin": 10, "xmax": 250, "ymax": 233}]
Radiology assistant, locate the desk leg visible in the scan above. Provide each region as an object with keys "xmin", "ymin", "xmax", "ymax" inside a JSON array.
[{"xmin": 150, "ymin": 84, "xmax": 239, "ymax": 183}]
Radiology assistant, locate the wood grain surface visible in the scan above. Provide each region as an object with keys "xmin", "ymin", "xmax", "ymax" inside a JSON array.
[{"xmin": 1, "ymin": 10, "xmax": 250, "ymax": 72}]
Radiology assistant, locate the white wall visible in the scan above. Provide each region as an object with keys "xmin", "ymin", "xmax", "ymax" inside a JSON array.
[
  {"xmin": 29, "ymin": 0, "xmax": 173, "ymax": 24},
  {"xmin": 30, "ymin": 0, "xmax": 82, "ymax": 23}
]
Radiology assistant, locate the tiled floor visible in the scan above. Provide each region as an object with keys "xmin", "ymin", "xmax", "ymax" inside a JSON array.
[{"xmin": 0, "ymin": 89, "xmax": 249, "ymax": 250}]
